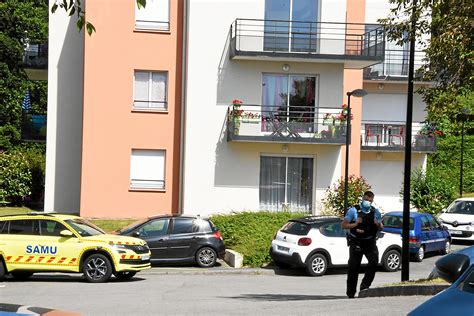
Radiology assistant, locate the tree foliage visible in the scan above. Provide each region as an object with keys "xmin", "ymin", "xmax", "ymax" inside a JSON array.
[
  {"xmin": 380, "ymin": 0, "xmax": 474, "ymax": 123},
  {"xmin": 0, "ymin": 151, "xmax": 32, "ymax": 205},
  {"xmin": 323, "ymin": 175, "xmax": 372, "ymax": 217},
  {"xmin": 0, "ymin": 0, "xmax": 48, "ymax": 150}
]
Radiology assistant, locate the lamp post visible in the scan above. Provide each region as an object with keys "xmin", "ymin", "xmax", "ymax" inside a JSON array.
[{"xmin": 344, "ymin": 89, "xmax": 368, "ymax": 213}]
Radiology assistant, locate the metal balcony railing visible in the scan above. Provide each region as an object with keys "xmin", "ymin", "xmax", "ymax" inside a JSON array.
[
  {"xmin": 226, "ymin": 104, "xmax": 349, "ymax": 144},
  {"xmin": 22, "ymin": 112, "xmax": 47, "ymax": 142},
  {"xmin": 229, "ymin": 19, "xmax": 385, "ymax": 68},
  {"xmin": 363, "ymin": 49, "xmax": 425, "ymax": 80},
  {"xmin": 361, "ymin": 120, "xmax": 436, "ymax": 152},
  {"xmin": 23, "ymin": 42, "xmax": 48, "ymax": 69}
]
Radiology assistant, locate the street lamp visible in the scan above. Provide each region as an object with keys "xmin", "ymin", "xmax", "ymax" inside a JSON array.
[{"xmin": 344, "ymin": 89, "xmax": 368, "ymax": 213}]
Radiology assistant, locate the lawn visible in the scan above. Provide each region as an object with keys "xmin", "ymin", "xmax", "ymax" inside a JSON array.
[{"xmin": 0, "ymin": 207, "xmax": 31, "ymax": 216}]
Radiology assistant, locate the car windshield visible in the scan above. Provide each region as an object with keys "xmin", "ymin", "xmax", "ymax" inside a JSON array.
[
  {"xmin": 116, "ymin": 218, "xmax": 150, "ymax": 234},
  {"xmin": 446, "ymin": 201, "xmax": 474, "ymax": 215},
  {"xmin": 383, "ymin": 216, "xmax": 414, "ymax": 230},
  {"xmin": 65, "ymin": 219, "xmax": 105, "ymax": 237},
  {"xmin": 281, "ymin": 221, "xmax": 311, "ymax": 236}
]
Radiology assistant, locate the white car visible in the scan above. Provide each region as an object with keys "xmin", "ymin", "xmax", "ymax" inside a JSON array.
[
  {"xmin": 269, "ymin": 216, "xmax": 402, "ymax": 276},
  {"xmin": 438, "ymin": 198, "xmax": 474, "ymax": 241}
]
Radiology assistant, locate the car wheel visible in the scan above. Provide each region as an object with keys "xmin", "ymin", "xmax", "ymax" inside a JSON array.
[
  {"xmin": 115, "ymin": 271, "xmax": 137, "ymax": 280},
  {"xmin": 11, "ymin": 271, "xmax": 33, "ymax": 280},
  {"xmin": 274, "ymin": 260, "xmax": 291, "ymax": 269},
  {"xmin": 413, "ymin": 246, "xmax": 425, "ymax": 262},
  {"xmin": 440, "ymin": 240, "xmax": 450, "ymax": 255},
  {"xmin": 196, "ymin": 247, "xmax": 217, "ymax": 268},
  {"xmin": 82, "ymin": 254, "xmax": 113, "ymax": 283},
  {"xmin": 382, "ymin": 250, "xmax": 401, "ymax": 272},
  {"xmin": 306, "ymin": 253, "xmax": 328, "ymax": 276},
  {"xmin": 0, "ymin": 259, "xmax": 5, "ymax": 281}
]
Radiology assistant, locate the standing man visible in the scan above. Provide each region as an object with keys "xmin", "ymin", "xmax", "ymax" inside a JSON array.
[{"xmin": 342, "ymin": 191, "xmax": 383, "ymax": 298}]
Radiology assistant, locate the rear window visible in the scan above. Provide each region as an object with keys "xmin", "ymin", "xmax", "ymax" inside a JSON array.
[
  {"xmin": 383, "ymin": 216, "xmax": 414, "ymax": 230},
  {"xmin": 281, "ymin": 221, "xmax": 311, "ymax": 236}
]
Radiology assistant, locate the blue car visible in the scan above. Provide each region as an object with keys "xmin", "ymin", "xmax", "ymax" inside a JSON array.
[
  {"xmin": 409, "ymin": 246, "xmax": 474, "ymax": 315},
  {"xmin": 382, "ymin": 212, "xmax": 451, "ymax": 262}
]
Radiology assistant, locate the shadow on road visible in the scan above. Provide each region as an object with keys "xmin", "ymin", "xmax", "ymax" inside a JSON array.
[
  {"xmin": 3, "ymin": 274, "xmax": 145, "ymax": 283},
  {"xmin": 225, "ymin": 293, "xmax": 348, "ymax": 301}
]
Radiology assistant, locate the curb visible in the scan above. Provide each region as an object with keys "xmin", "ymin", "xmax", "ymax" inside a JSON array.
[
  {"xmin": 145, "ymin": 267, "xmax": 274, "ymax": 276},
  {"xmin": 358, "ymin": 284, "xmax": 449, "ymax": 298}
]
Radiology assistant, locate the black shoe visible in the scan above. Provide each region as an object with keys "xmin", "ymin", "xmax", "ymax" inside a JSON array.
[
  {"xmin": 360, "ymin": 286, "xmax": 369, "ymax": 292},
  {"xmin": 347, "ymin": 294, "xmax": 355, "ymax": 299}
]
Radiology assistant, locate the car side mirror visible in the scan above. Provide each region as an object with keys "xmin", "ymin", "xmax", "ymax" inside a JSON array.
[
  {"xmin": 60, "ymin": 230, "xmax": 74, "ymax": 237},
  {"xmin": 442, "ymin": 208, "xmax": 447, "ymax": 213},
  {"xmin": 442, "ymin": 225, "xmax": 449, "ymax": 230},
  {"xmin": 133, "ymin": 231, "xmax": 140, "ymax": 237},
  {"xmin": 435, "ymin": 253, "xmax": 470, "ymax": 283}
]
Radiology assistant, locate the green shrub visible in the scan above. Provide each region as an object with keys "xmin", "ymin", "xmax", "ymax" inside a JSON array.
[
  {"xmin": 322, "ymin": 175, "xmax": 371, "ymax": 217},
  {"xmin": 0, "ymin": 151, "xmax": 32, "ymax": 205},
  {"xmin": 20, "ymin": 144, "xmax": 46, "ymax": 202},
  {"xmin": 210, "ymin": 211, "xmax": 308, "ymax": 267},
  {"xmin": 402, "ymin": 167, "xmax": 456, "ymax": 215}
]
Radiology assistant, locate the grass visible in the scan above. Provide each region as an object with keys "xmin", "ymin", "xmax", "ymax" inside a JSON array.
[
  {"xmin": 90, "ymin": 219, "xmax": 136, "ymax": 233},
  {"xmin": 0, "ymin": 207, "xmax": 32, "ymax": 216},
  {"xmin": 383, "ymin": 277, "xmax": 448, "ymax": 287}
]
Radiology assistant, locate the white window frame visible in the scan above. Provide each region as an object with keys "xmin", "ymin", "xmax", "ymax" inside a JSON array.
[
  {"xmin": 130, "ymin": 149, "xmax": 166, "ymax": 191},
  {"xmin": 135, "ymin": 0, "xmax": 170, "ymax": 31},
  {"xmin": 133, "ymin": 71, "xmax": 168, "ymax": 111}
]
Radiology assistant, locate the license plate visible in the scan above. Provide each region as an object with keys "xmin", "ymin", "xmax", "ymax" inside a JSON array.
[
  {"xmin": 277, "ymin": 246, "xmax": 289, "ymax": 252},
  {"xmin": 449, "ymin": 230, "xmax": 463, "ymax": 235},
  {"xmin": 141, "ymin": 255, "xmax": 150, "ymax": 261}
]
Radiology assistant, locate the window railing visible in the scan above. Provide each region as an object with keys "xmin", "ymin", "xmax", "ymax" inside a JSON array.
[
  {"xmin": 229, "ymin": 19, "xmax": 385, "ymax": 62},
  {"xmin": 226, "ymin": 104, "xmax": 348, "ymax": 144},
  {"xmin": 364, "ymin": 49, "xmax": 425, "ymax": 80},
  {"xmin": 361, "ymin": 120, "xmax": 436, "ymax": 152},
  {"xmin": 23, "ymin": 42, "xmax": 48, "ymax": 69}
]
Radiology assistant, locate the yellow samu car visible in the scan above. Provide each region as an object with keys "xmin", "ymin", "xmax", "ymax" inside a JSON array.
[{"xmin": 0, "ymin": 213, "xmax": 151, "ymax": 283}]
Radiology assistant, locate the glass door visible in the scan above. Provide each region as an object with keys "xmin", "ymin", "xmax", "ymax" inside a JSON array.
[
  {"xmin": 264, "ymin": 0, "xmax": 319, "ymax": 52},
  {"xmin": 260, "ymin": 156, "xmax": 314, "ymax": 212}
]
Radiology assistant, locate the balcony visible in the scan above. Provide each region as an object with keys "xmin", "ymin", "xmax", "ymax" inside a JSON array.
[
  {"xmin": 363, "ymin": 49, "xmax": 424, "ymax": 81},
  {"xmin": 361, "ymin": 121, "xmax": 436, "ymax": 153},
  {"xmin": 226, "ymin": 104, "xmax": 348, "ymax": 145},
  {"xmin": 229, "ymin": 19, "xmax": 385, "ymax": 69},
  {"xmin": 22, "ymin": 112, "xmax": 47, "ymax": 142},
  {"xmin": 23, "ymin": 42, "xmax": 48, "ymax": 81}
]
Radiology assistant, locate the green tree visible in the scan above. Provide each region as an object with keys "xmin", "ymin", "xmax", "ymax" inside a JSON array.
[
  {"xmin": 0, "ymin": 0, "xmax": 48, "ymax": 150},
  {"xmin": 323, "ymin": 175, "xmax": 372, "ymax": 217}
]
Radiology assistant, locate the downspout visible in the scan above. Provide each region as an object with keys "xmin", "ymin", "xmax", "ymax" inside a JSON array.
[{"xmin": 178, "ymin": 0, "xmax": 189, "ymax": 214}]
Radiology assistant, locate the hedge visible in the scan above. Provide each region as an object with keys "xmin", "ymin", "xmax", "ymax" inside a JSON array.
[{"xmin": 210, "ymin": 211, "xmax": 308, "ymax": 267}]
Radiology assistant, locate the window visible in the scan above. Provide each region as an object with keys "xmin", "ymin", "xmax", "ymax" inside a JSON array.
[
  {"xmin": 65, "ymin": 219, "xmax": 104, "ymax": 237},
  {"xmin": 138, "ymin": 219, "xmax": 169, "ymax": 237},
  {"xmin": 461, "ymin": 269, "xmax": 474, "ymax": 294},
  {"xmin": 171, "ymin": 218, "xmax": 194, "ymax": 234},
  {"xmin": 40, "ymin": 220, "xmax": 68, "ymax": 237},
  {"xmin": 382, "ymin": 216, "xmax": 415, "ymax": 230},
  {"xmin": 130, "ymin": 149, "xmax": 166, "ymax": 190},
  {"xmin": 281, "ymin": 221, "xmax": 311, "ymax": 236},
  {"xmin": 420, "ymin": 217, "xmax": 431, "ymax": 231},
  {"xmin": 134, "ymin": 71, "xmax": 167, "ymax": 110},
  {"xmin": 428, "ymin": 216, "xmax": 441, "ymax": 229},
  {"xmin": 320, "ymin": 222, "xmax": 345, "ymax": 238},
  {"xmin": 0, "ymin": 221, "xmax": 8, "ymax": 234},
  {"xmin": 9, "ymin": 219, "xmax": 39, "ymax": 235},
  {"xmin": 259, "ymin": 156, "xmax": 313, "ymax": 212},
  {"xmin": 135, "ymin": 0, "xmax": 170, "ymax": 31}
]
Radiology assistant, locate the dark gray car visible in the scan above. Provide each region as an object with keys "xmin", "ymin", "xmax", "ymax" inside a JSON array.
[{"xmin": 115, "ymin": 215, "xmax": 225, "ymax": 267}]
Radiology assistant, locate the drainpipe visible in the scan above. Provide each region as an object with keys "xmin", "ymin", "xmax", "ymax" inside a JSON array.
[{"xmin": 178, "ymin": 0, "xmax": 189, "ymax": 215}]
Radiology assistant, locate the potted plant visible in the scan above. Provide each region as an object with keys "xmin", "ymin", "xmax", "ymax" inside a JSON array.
[{"xmin": 229, "ymin": 99, "xmax": 243, "ymax": 135}]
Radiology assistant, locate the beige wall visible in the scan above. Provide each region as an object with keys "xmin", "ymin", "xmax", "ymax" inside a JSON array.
[{"xmin": 80, "ymin": 0, "xmax": 183, "ymax": 218}]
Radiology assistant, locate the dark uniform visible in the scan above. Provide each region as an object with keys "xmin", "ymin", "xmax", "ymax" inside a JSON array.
[{"xmin": 346, "ymin": 205, "xmax": 380, "ymax": 298}]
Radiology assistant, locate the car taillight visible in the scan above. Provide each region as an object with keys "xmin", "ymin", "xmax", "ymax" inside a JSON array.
[
  {"xmin": 298, "ymin": 237, "xmax": 312, "ymax": 246},
  {"xmin": 409, "ymin": 237, "xmax": 418, "ymax": 243},
  {"xmin": 213, "ymin": 231, "xmax": 223, "ymax": 240}
]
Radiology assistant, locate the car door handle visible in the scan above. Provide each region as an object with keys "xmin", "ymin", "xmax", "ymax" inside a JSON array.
[{"xmin": 158, "ymin": 237, "xmax": 168, "ymax": 241}]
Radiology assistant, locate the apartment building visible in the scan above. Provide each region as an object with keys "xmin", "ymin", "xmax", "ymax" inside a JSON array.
[
  {"xmin": 46, "ymin": 0, "xmax": 434, "ymax": 218},
  {"xmin": 45, "ymin": 0, "xmax": 184, "ymax": 217}
]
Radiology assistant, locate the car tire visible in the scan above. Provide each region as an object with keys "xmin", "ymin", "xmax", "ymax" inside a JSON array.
[
  {"xmin": 382, "ymin": 250, "xmax": 401, "ymax": 272},
  {"xmin": 115, "ymin": 271, "xmax": 137, "ymax": 280},
  {"xmin": 440, "ymin": 240, "xmax": 450, "ymax": 255},
  {"xmin": 82, "ymin": 253, "xmax": 113, "ymax": 283},
  {"xmin": 413, "ymin": 246, "xmax": 425, "ymax": 262},
  {"xmin": 306, "ymin": 253, "xmax": 328, "ymax": 277},
  {"xmin": 196, "ymin": 247, "xmax": 217, "ymax": 268},
  {"xmin": 0, "ymin": 259, "xmax": 5, "ymax": 281},
  {"xmin": 11, "ymin": 271, "xmax": 33, "ymax": 280},
  {"xmin": 274, "ymin": 260, "xmax": 291, "ymax": 269}
]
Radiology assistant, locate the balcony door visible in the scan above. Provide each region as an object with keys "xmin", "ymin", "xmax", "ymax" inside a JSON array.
[
  {"xmin": 264, "ymin": 0, "xmax": 319, "ymax": 52},
  {"xmin": 259, "ymin": 156, "xmax": 314, "ymax": 212},
  {"xmin": 262, "ymin": 74, "xmax": 317, "ymax": 133}
]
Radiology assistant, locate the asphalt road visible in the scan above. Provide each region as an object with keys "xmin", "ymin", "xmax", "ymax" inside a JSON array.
[{"xmin": 0, "ymin": 243, "xmax": 470, "ymax": 316}]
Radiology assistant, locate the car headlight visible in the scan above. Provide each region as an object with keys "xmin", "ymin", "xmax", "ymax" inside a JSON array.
[{"xmin": 111, "ymin": 244, "xmax": 127, "ymax": 253}]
